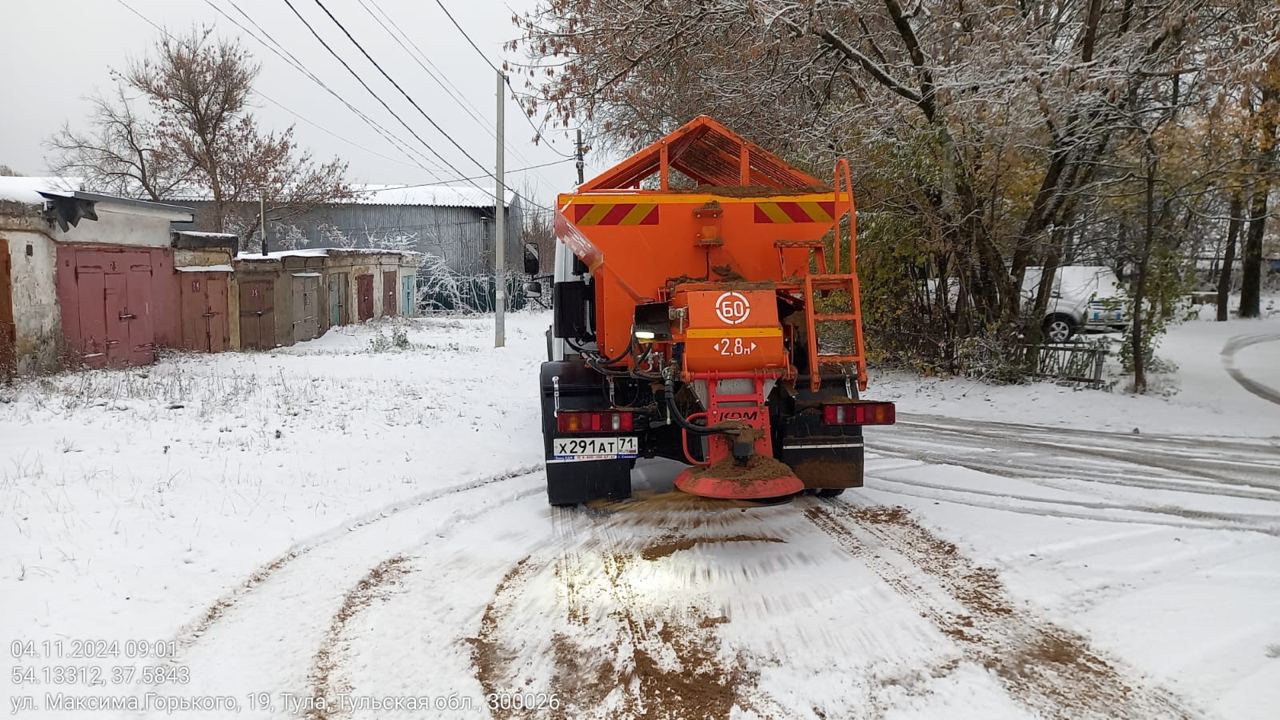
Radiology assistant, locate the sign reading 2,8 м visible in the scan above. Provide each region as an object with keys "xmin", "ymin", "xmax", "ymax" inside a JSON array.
[{"xmin": 714, "ymin": 337, "xmax": 758, "ymax": 356}]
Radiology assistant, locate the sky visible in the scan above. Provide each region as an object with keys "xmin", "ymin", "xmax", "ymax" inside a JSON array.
[{"xmin": 0, "ymin": 0, "xmax": 605, "ymax": 209}]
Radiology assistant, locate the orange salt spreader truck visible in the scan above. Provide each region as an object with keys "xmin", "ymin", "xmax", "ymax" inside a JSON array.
[{"xmin": 538, "ymin": 116, "xmax": 896, "ymax": 505}]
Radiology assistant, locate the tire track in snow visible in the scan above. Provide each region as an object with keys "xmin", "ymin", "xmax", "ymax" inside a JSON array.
[
  {"xmin": 136, "ymin": 469, "xmax": 544, "ymax": 719},
  {"xmin": 1221, "ymin": 333, "xmax": 1280, "ymax": 406},
  {"xmin": 892, "ymin": 415, "xmax": 1280, "ymax": 491},
  {"xmin": 177, "ymin": 464, "xmax": 542, "ymax": 647},
  {"xmin": 805, "ymin": 500, "xmax": 1201, "ymax": 720},
  {"xmin": 871, "ymin": 445, "xmax": 1280, "ymax": 503},
  {"xmin": 306, "ymin": 555, "xmax": 411, "ymax": 720},
  {"xmin": 862, "ymin": 471, "xmax": 1280, "ymax": 536}
]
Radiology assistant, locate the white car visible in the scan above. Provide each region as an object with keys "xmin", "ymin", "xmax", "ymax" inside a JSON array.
[{"xmin": 1022, "ymin": 266, "xmax": 1128, "ymax": 343}]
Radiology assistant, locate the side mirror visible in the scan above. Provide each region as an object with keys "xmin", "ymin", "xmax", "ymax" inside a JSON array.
[
  {"xmin": 523, "ymin": 243, "xmax": 540, "ymax": 275},
  {"xmin": 523, "ymin": 280, "xmax": 543, "ymax": 298}
]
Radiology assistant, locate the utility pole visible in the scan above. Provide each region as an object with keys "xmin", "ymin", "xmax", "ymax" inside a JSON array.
[
  {"xmin": 259, "ymin": 195, "xmax": 267, "ymax": 255},
  {"xmin": 575, "ymin": 128, "xmax": 585, "ymax": 185},
  {"xmin": 494, "ymin": 70, "xmax": 506, "ymax": 348}
]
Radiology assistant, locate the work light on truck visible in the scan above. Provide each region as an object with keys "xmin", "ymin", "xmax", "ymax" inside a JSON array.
[
  {"xmin": 822, "ymin": 402, "xmax": 896, "ymax": 426},
  {"xmin": 557, "ymin": 411, "xmax": 635, "ymax": 434}
]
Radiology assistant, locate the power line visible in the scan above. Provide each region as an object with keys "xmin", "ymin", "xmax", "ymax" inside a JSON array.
[
  {"xmin": 372, "ymin": 158, "xmax": 574, "ymax": 191},
  {"xmin": 118, "ymin": 0, "xmax": 439, "ymax": 177},
  {"xmin": 304, "ymin": 0, "xmax": 558, "ymax": 214},
  {"xmin": 430, "ymin": 0, "xmax": 576, "ymax": 159},
  {"xmin": 245, "ymin": 0, "xmax": 556, "ymax": 212},
  {"xmin": 306, "ymin": 0, "xmax": 493, "ymax": 182},
  {"xmin": 252, "ymin": 90, "xmax": 426, "ymax": 171},
  {"xmin": 355, "ymin": 0, "xmax": 566, "ymax": 201},
  {"xmin": 282, "ymin": 0, "xmax": 478, "ymax": 188},
  {"xmin": 432, "ymin": 0, "xmax": 498, "ymax": 72},
  {"xmin": 208, "ymin": 0, "xmax": 451, "ymax": 180},
  {"xmin": 121, "ymin": 0, "xmax": 555, "ymax": 212},
  {"xmin": 359, "ymin": 0, "xmax": 491, "ymax": 136}
]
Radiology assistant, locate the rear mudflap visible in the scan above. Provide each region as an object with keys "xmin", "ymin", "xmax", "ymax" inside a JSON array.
[
  {"xmin": 781, "ymin": 441, "xmax": 865, "ymax": 489},
  {"xmin": 539, "ymin": 360, "xmax": 635, "ymax": 505},
  {"xmin": 546, "ymin": 458, "xmax": 632, "ymax": 505},
  {"xmin": 778, "ymin": 374, "xmax": 866, "ymax": 489}
]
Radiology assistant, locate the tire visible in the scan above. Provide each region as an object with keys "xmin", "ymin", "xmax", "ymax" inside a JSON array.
[
  {"xmin": 1042, "ymin": 315, "xmax": 1076, "ymax": 344},
  {"xmin": 816, "ymin": 488, "xmax": 845, "ymax": 498}
]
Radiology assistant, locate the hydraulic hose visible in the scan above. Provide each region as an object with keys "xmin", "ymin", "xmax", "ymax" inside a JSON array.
[{"xmin": 661, "ymin": 380, "xmax": 736, "ymax": 436}]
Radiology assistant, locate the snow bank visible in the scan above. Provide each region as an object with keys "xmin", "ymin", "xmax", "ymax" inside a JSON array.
[{"xmin": 870, "ymin": 312, "xmax": 1280, "ymax": 437}]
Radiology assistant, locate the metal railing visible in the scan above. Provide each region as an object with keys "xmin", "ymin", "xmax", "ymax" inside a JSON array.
[{"xmin": 1027, "ymin": 343, "xmax": 1108, "ymax": 386}]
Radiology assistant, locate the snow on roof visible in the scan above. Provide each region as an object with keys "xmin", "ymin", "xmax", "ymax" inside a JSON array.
[
  {"xmin": 0, "ymin": 176, "xmax": 83, "ymax": 204},
  {"xmin": 348, "ymin": 184, "xmax": 516, "ymax": 208},
  {"xmin": 235, "ymin": 248, "xmax": 330, "ymax": 261},
  {"xmin": 176, "ymin": 264, "xmax": 233, "ymax": 273},
  {"xmin": 174, "ymin": 231, "xmax": 238, "ymax": 239},
  {"xmin": 233, "ymin": 247, "xmax": 417, "ymax": 262}
]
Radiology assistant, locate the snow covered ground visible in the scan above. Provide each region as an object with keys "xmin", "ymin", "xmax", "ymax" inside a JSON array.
[{"xmin": 1, "ymin": 310, "xmax": 1278, "ymax": 719}]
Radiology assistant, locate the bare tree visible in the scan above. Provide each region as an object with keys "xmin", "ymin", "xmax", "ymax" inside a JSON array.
[
  {"xmin": 49, "ymin": 27, "xmax": 351, "ymax": 240},
  {"xmin": 514, "ymin": 0, "xmax": 1242, "ymax": 380},
  {"xmin": 48, "ymin": 86, "xmax": 191, "ymax": 199}
]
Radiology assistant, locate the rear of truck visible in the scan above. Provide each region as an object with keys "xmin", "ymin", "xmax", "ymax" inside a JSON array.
[{"xmin": 539, "ymin": 116, "xmax": 895, "ymax": 505}]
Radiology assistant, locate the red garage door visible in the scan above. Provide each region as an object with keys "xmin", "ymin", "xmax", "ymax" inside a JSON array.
[
  {"xmin": 382, "ymin": 270, "xmax": 397, "ymax": 317},
  {"xmin": 356, "ymin": 274, "xmax": 374, "ymax": 322},
  {"xmin": 57, "ymin": 246, "xmax": 175, "ymax": 367}
]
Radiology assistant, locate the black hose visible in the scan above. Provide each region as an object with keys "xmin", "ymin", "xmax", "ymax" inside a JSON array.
[
  {"xmin": 661, "ymin": 381, "xmax": 736, "ymax": 436},
  {"xmin": 577, "ymin": 333, "xmax": 633, "ymax": 366}
]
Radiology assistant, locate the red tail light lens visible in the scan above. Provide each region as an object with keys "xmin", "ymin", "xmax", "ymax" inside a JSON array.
[
  {"xmin": 822, "ymin": 402, "xmax": 896, "ymax": 426},
  {"xmin": 557, "ymin": 411, "xmax": 635, "ymax": 433}
]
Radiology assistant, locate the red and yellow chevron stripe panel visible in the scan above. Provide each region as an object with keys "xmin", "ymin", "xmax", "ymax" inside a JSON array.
[
  {"xmin": 573, "ymin": 203, "xmax": 660, "ymax": 226},
  {"xmin": 753, "ymin": 201, "xmax": 835, "ymax": 224}
]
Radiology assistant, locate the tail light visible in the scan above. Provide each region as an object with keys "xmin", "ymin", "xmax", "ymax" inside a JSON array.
[
  {"xmin": 822, "ymin": 402, "xmax": 896, "ymax": 426},
  {"xmin": 557, "ymin": 411, "xmax": 635, "ymax": 433}
]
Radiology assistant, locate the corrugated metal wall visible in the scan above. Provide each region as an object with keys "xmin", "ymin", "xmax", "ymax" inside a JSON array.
[{"xmin": 179, "ymin": 200, "xmax": 525, "ymax": 276}]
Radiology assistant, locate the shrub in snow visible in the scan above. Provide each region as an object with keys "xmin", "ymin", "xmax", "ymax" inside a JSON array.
[{"xmin": 367, "ymin": 325, "xmax": 411, "ymax": 352}]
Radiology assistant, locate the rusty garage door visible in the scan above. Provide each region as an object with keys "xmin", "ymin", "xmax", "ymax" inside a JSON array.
[
  {"xmin": 356, "ymin": 274, "xmax": 374, "ymax": 322},
  {"xmin": 0, "ymin": 238, "xmax": 13, "ymax": 378},
  {"xmin": 239, "ymin": 280, "xmax": 275, "ymax": 350},
  {"xmin": 382, "ymin": 270, "xmax": 397, "ymax": 317},
  {"xmin": 59, "ymin": 247, "xmax": 166, "ymax": 367},
  {"xmin": 292, "ymin": 274, "xmax": 320, "ymax": 343},
  {"xmin": 179, "ymin": 272, "xmax": 230, "ymax": 352}
]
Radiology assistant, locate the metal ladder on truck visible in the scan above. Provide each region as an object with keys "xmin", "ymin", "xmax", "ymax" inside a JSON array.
[{"xmin": 773, "ymin": 159, "xmax": 868, "ymax": 393}]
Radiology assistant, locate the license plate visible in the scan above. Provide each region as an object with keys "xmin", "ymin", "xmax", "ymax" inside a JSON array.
[{"xmin": 553, "ymin": 436, "xmax": 638, "ymax": 461}]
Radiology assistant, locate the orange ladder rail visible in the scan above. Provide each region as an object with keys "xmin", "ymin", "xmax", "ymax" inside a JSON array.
[{"xmin": 798, "ymin": 159, "xmax": 868, "ymax": 393}]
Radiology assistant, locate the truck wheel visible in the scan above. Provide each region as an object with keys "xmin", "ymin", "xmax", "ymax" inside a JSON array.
[
  {"xmin": 1042, "ymin": 315, "xmax": 1076, "ymax": 344},
  {"xmin": 816, "ymin": 488, "xmax": 845, "ymax": 498}
]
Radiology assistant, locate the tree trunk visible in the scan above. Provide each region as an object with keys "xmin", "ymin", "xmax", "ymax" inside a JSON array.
[
  {"xmin": 1215, "ymin": 192, "xmax": 1243, "ymax": 321},
  {"xmin": 1132, "ymin": 140, "xmax": 1157, "ymax": 394},
  {"xmin": 1238, "ymin": 183, "xmax": 1269, "ymax": 318}
]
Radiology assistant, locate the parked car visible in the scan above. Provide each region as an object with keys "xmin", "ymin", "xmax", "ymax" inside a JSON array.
[{"xmin": 1022, "ymin": 266, "xmax": 1128, "ymax": 343}]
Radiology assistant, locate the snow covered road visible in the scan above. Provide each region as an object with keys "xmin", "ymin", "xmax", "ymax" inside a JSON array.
[{"xmin": 3, "ymin": 312, "xmax": 1279, "ymax": 719}]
